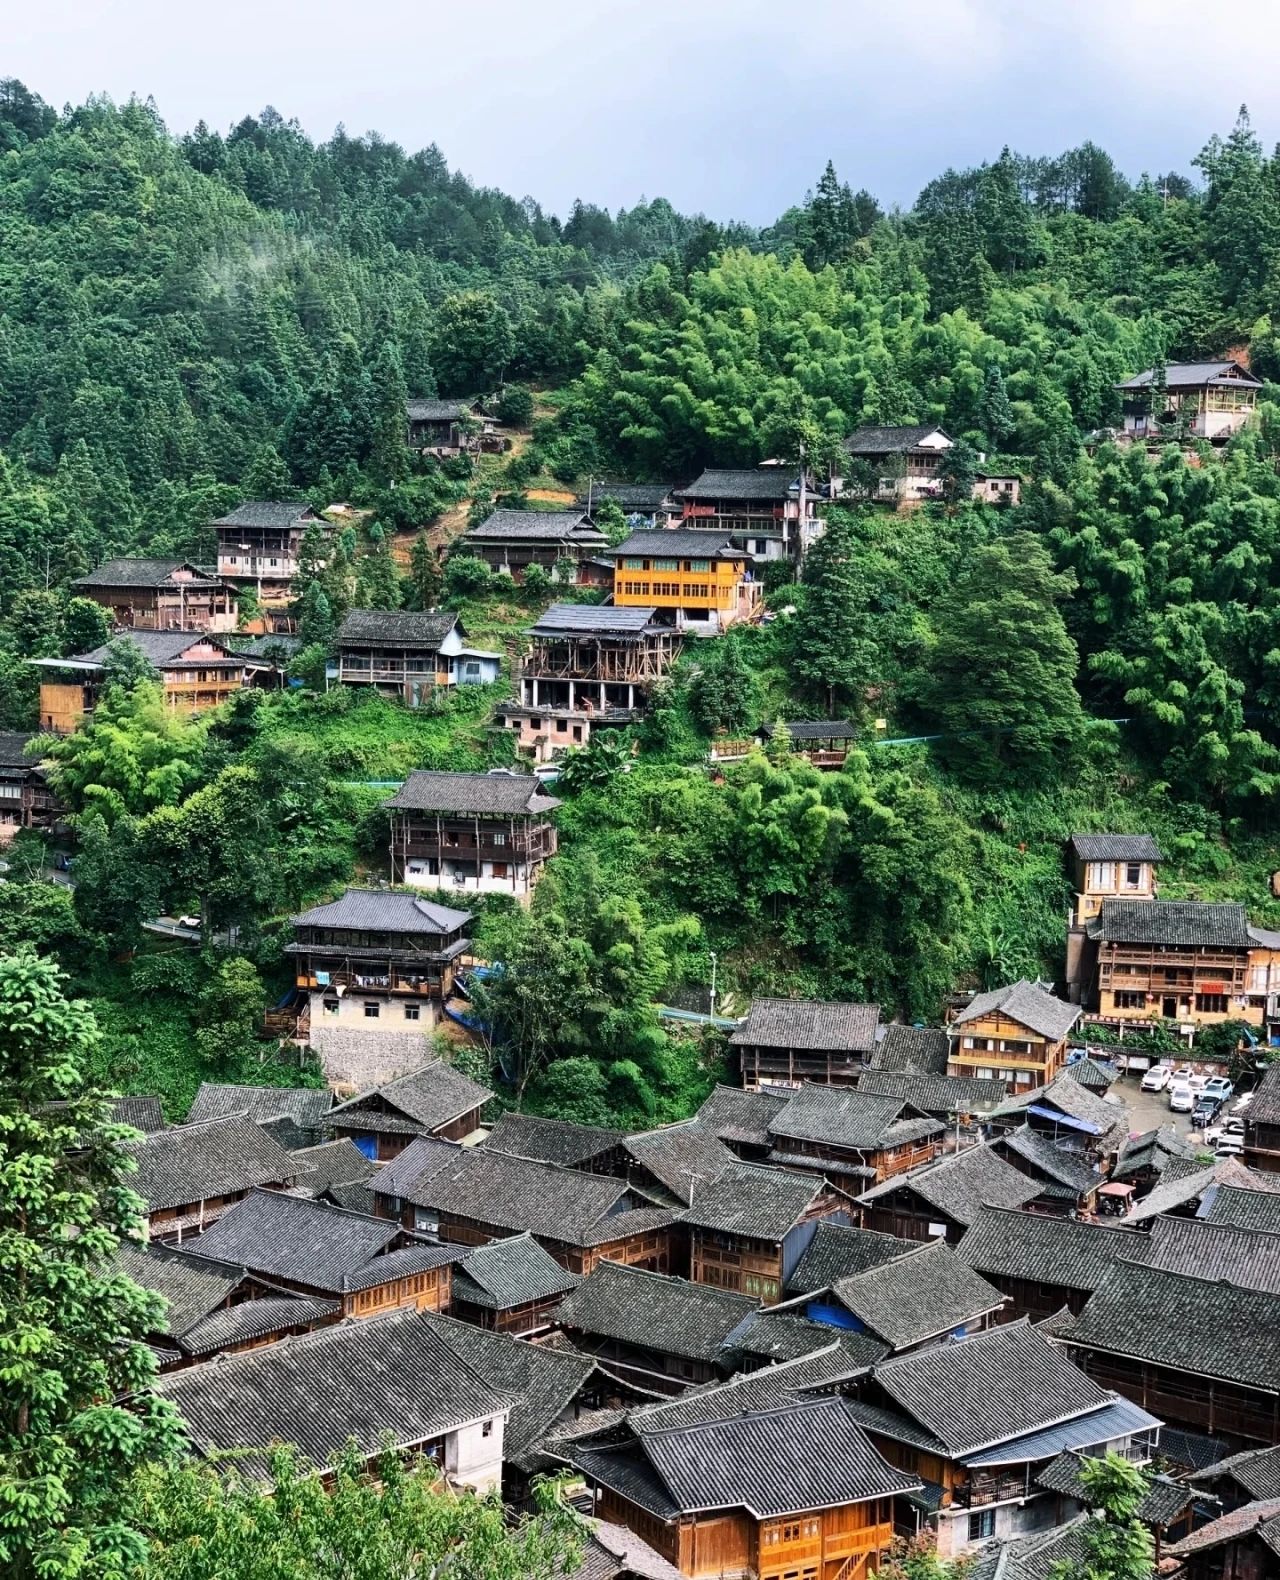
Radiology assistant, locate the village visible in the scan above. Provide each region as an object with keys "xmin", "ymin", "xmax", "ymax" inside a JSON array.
[{"xmin": 5, "ymin": 359, "xmax": 1279, "ymax": 1580}]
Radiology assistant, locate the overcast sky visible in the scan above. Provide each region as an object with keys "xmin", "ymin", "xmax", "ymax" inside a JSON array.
[{"xmin": 7, "ymin": 0, "xmax": 1280, "ymax": 224}]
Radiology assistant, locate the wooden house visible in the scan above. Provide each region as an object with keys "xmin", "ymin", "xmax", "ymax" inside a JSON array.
[
  {"xmin": 580, "ymin": 482, "xmax": 679, "ymax": 528},
  {"xmin": 784, "ymin": 1220, "xmax": 919, "ymax": 1299},
  {"xmin": 326, "ymin": 1060, "xmax": 492, "ymax": 1160},
  {"xmin": 1245, "ymin": 924, "xmax": 1280, "ymax": 1040},
  {"xmin": 155, "ymin": 1305, "xmax": 511, "ymax": 1493},
  {"xmin": 287, "ymin": 1138, "xmax": 378, "ymax": 1210},
  {"xmin": 410, "ymin": 1147, "xmax": 681, "ymax": 1276},
  {"xmin": 751, "ymin": 719, "xmax": 858, "ymax": 769},
  {"xmin": 211, "ymin": 500, "xmax": 329, "ymax": 626},
  {"xmin": 1066, "ymin": 832, "xmax": 1162, "ymax": 928},
  {"xmin": 450, "ymin": 1232, "xmax": 581, "ymax": 1337},
  {"xmin": 1188, "ymin": 1442, "xmax": 1280, "ymax": 1513},
  {"xmin": 1123, "ymin": 1156, "xmax": 1280, "ymax": 1227},
  {"xmin": 684, "ymin": 1163, "xmax": 852, "ymax": 1304},
  {"xmin": 517, "ymin": 602, "xmax": 681, "ymax": 717},
  {"xmin": 946, "ymin": 979, "xmax": 1081, "ymax": 1094},
  {"xmin": 457, "ymin": 508, "xmax": 608, "ymax": 580},
  {"xmin": 675, "ymin": 467, "xmax": 820, "ymax": 561},
  {"xmin": 732, "ymin": 998, "xmax": 880, "ymax": 1090},
  {"xmin": 846, "ymin": 1321, "xmax": 1160, "ymax": 1560},
  {"xmin": 989, "ymin": 1125, "xmax": 1103, "ymax": 1214},
  {"xmin": 1115, "ymin": 361, "xmax": 1262, "ymax": 444},
  {"xmin": 184, "ymin": 1082, "xmax": 333, "ymax": 1150},
  {"xmin": 954, "ymin": 1205, "xmax": 1143, "ymax": 1321},
  {"xmin": 33, "ymin": 630, "xmax": 263, "ymax": 733},
  {"xmin": 334, "ymin": 609, "xmax": 501, "ymax": 702},
  {"xmin": 72, "ymin": 558, "xmax": 237, "ymax": 632},
  {"xmin": 286, "ymin": 888, "xmax": 473, "ymax": 1040},
  {"xmin": 1082, "ymin": 898, "xmax": 1256, "ymax": 1029},
  {"xmin": 1111, "ymin": 1124, "xmax": 1199, "ymax": 1193},
  {"xmin": 987, "ymin": 1069, "xmax": 1128, "ymax": 1172},
  {"xmin": 1033, "ymin": 1449, "xmax": 1199, "ymax": 1562},
  {"xmin": 406, "ymin": 397, "xmax": 493, "ymax": 453},
  {"xmin": 0, "ymin": 732, "xmax": 58, "ymax": 844},
  {"xmin": 128, "ymin": 1115, "xmax": 301, "ymax": 1242},
  {"xmin": 1243, "ymin": 1061, "xmax": 1280, "ymax": 1173},
  {"xmin": 181, "ymin": 1187, "xmax": 458, "ymax": 1320},
  {"xmin": 481, "ymin": 1111, "xmax": 628, "ymax": 1172},
  {"xmin": 694, "ymin": 1085, "xmax": 791, "ymax": 1163},
  {"xmin": 565, "ymin": 1393, "xmax": 920, "ymax": 1580},
  {"xmin": 1204, "ymin": 1181, "xmax": 1280, "ymax": 1233},
  {"xmin": 1060, "ymin": 1259, "xmax": 1280, "ymax": 1446},
  {"xmin": 762, "ymin": 1084, "xmax": 945, "ymax": 1188},
  {"xmin": 852, "ymin": 1069, "xmax": 1007, "ymax": 1123},
  {"xmin": 366, "ymin": 1134, "xmax": 462, "ymax": 1231},
  {"xmin": 857, "ymin": 1143, "xmax": 1041, "ymax": 1244},
  {"xmin": 610, "ymin": 530, "xmax": 759, "ymax": 634},
  {"xmin": 836, "ymin": 425, "xmax": 955, "ymax": 502},
  {"xmin": 1133, "ymin": 1212, "xmax": 1280, "ymax": 1296},
  {"xmin": 384, "ymin": 769, "xmax": 561, "ymax": 896},
  {"xmin": 1166, "ymin": 1498, "xmax": 1280, "ymax": 1579},
  {"xmin": 117, "ymin": 1240, "xmax": 341, "ymax": 1370}
]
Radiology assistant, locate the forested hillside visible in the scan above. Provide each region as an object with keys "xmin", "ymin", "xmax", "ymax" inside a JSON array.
[{"xmin": 4, "ymin": 74, "xmax": 1280, "ymax": 1126}]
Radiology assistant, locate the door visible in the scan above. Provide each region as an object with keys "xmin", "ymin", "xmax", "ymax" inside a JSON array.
[{"xmin": 1162, "ymin": 996, "xmax": 1177, "ymax": 1018}]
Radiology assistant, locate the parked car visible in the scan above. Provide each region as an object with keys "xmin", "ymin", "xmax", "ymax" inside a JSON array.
[
  {"xmin": 1141, "ymin": 1064, "xmax": 1174, "ymax": 1093},
  {"xmin": 1186, "ymin": 1071, "xmax": 1210, "ymax": 1096},
  {"xmin": 1203, "ymin": 1076, "xmax": 1235, "ymax": 1102},
  {"xmin": 1169, "ymin": 1082, "xmax": 1196, "ymax": 1113},
  {"xmin": 1214, "ymin": 1135, "xmax": 1246, "ymax": 1159},
  {"xmin": 1192, "ymin": 1094, "xmax": 1224, "ymax": 1127},
  {"xmin": 1204, "ymin": 1116, "xmax": 1246, "ymax": 1147}
]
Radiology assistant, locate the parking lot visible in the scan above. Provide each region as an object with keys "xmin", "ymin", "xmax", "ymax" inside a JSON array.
[{"xmin": 1111, "ymin": 1073, "xmax": 1199, "ymax": 1143}]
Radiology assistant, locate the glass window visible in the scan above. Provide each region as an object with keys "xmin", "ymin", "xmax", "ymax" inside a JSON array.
[
  {"xmin": 624, "ymin": 558, "xmax": 644, "ymax": 570},
  {"xmin": 1125, "ymin": 862, "xmax": 1143, "ymax": 886},
  {"xmin": 323, "ymin": 998, "xmax": 339, "ymax": 1015},
  {"xmin": 689, "ymin": 559, "xmax": 710, "ymax": 572},
  {"xmin": 363, "ymin": 1001, "xmax": 380, "ymax": 1019},
  {"xmin": 404, "ymin": 1004, "xmax": 421, "ymax": 1021},
  {"xmin": 652, "ymin": 557, "xmax": 678, "ymax": 571},
  {"xmin": 968, "ymin": 1510, "xmax": 996, "ymax": 1541}
]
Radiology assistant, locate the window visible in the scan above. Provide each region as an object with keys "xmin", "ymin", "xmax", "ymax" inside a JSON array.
[
  {"xmin": 404, "ymin": 1004, "xmax": 421, "ymax": 1022},
  {"xmin": 1091, "ymin": 861, "xmax": 1116, "ymax": 890},
  {"xmin": 1125, "ymin": 862, "xmax": 1143, "ymax": 887},
  {"xmin": 1113, "ymin": 990, "xmax": 1145, "ymax": 1010},
  {"xmin": 624, "ymin": 558, "xmax": 644, "ymax": 570},
  {"xmin": 363, "ymin": 1001, "xmax": 380, "ymax": 1019},
  {"xmin": 323, "ymin": 998, "xmax": 340, "ymax": 1015},
  {"xmin": 1195, "ymin": 993, "xmax": 1228, "ymax": 1014},
  {"xmin": 689, "ymin": 558, "xmax": 710, "ymax": 572},
  {"xmin": 554, "ymin": 718, "xmax": 567, "ymax": 732},
  {"xmin": 268, "ymin": 557, "xmax": 279, "ymax": 567},
  {"xmin": 481, "ymin": 1419, "xmax": 494, "ymax": 1438},
  {"xmin": 968, "ymin": 1510, "xmax": 996, "ymax": 1541},
  {"xmin": 492, "ymin": 831, "xmax": 506, "ymax": 847},
  {"xmin": 652, "ymin": 557, "xmax": 678, "ymax": 571}
]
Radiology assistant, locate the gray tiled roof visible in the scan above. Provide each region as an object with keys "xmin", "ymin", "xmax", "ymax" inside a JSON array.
[
  {"xmin": 785, "ymin": 1221, "xmax": 918, "ymax": 1295},
  {"xmin": 1247, "ymin": 1060, "xmax": 1280, "ymax": 1127},
  {"xmin": 182, "ymin": 1188, "xmax": 457, "ymax": 1294},
  {"xmin": 768, "ymin": 1085, "xmax": 942, "ymax": 1151},
  {"xmin": 730, "ymin": 997, "xmax": 880, "ymax": 1052},
  {"xmin": 1063, "ymin": 1260, "xmax": 1280, "ymax": 1390},
  {"xmin": 407, "ymin": 398, "xmax": 475, "ymax": 421},
  {"xmin": 0, "ymin": 730, "xmax": 40, "ymax": 770},
  {"xmin": 856, "ymin": 1069, "xmax": 1006, "ymax": 1115},
  {"xmin": 74, "ymin": 557, "xmax": 219, "ymax": 589},
  {"xmin": 288, "ymin": 888, "xmax": 473, "ymax": 935},
  {"xmin": 157, "ymin": 1306, "xmax": 510, "ymax": 1474},
  {"xmin": 858, "ymin": 1143, "xmax": 1041, "ymax": 1225},
  {"xmin": 1112, "ymin": 1124, "xmax": 1198, "ymax": 1182},
  {"xmin": 694, "ymin": 1085, "xmax": 789, "ymax": 1148},
  {"xmin": 953, "ymin": 979, "xmax": 1081, "ymax": 1042},
  {"xmin": 78, "ymin": 630, "xmax": 240, "ymax": 667},
  {"xmin": 453, "ymin": 1232, "xmax": 581, "ymax": 1310},
  {"xmin": 720, "ymin": 1309, "xmax": 884, "ymax": 1369},
  {"xmin": 466, "ymin": 509, "xmax": 602, "ymax": 542},
  {"xmin": 290, "ymin": 1139, "xmax": 377, "ymax": 1196},
  {"xmin": 116, "ymin": 1240, "xmax": 243, "ymax": 1337},
  {"xmin": 528, "ymin": 603, "xmax": 663, "ymax": 637},
  {"xmin": 179, "ymin": 1294, "xmax": 342, "ymax": 1357},
  {"xmin": 964, "ymin": 1515, "xmax": 1093, "ymax": 1580},
  {"xmin": 329, "ymin": 1060, "xmax": 492, "ymax": 1135},
  {"xmin": 677, "ymin": 467, "xmax": 799, "ymax": 501},
  {"xmin": 110, "ymin": 1094, "xmax": 165, "ymax": 1133},
  {"xmin": 682, "ymin": 1162, "xmax": 832, "ymax": 1241},
  {"xmin": 1061, "ymin": 1055, "xmax": 1120, "ymax": 1093},
  {"xmin": 831, "ymin": 1239, "xmax": 1007, "ymax": 1349},
  {"xmin": 842, "ymin": 424, "xmax": 948, "ymax": 455},
  {"xmin": 1126, "ymin": 1156, "xmax": 1280, "ymax": 1224},
  {"xmin": 1158, "ymin": 1426, "xmax": 1232, "ymax": 1473},
  {"xmin": 383, "ymin": 770, "xmax": 561, "ymax": 816},
  {"xmin": 955, "ymin": 1206, "xmax": 1141, "ymax": 1295},
  {"xmin": 581, "ymin": 482, "xmax": 679, "ymax": 511},
  {"xmin": 1068, "ymin": 833, "xmax": 1163, "ymax": 862},
  {"xmin": 184, "ymin": 1083, "xmax": 332, "ymax": 1133},
  {"xmin": 1204, "ymin": 1181, "xmax": 1280, "ymax": 1233},
  {"xmin": 763, "ymin": 719, "xmax": 859, "ymax": 741},
  {"xmin": 129, "ymin": 1116, "xmax": 298, "ymax": 1212},
  {"xmin": 1166, "ymin": 1498, "xmax": 1280, "ymax": 1561},
  {"xmin": 624, "ymin": 1122, "xmax": 735, "ymax": 1207},
  {"xmin": 481, "ymin": 1112, "xmax": 624, "ymax": 1169},
  {"xmin": 335, "ymin": 609, "xmax": 459, "ymax": 650},
  {"xmin": 608, "ymin": 529, "xmax": 743, "ymax": 560},
  {"xmin": 1035, "ymin": 1450, "xmax": 1197, "ymax": 1527},
  {"xmin": 565, "ymin": 1519, "xmax": 684, "ymax": 1580},
  {"xmin": 994, "ymin": 1126, "xmax": 1101, "ymax": 1196},
  {"xmin": 212, "ymin": 500, "xmax": 317, "ymax": 529},
  {"xmin": 874, "ymin": 1319, "xmax": 1112, "ymax": 1456},
  {"xmin": 557, "ymin": 1260, "xmax": 758, "ymax": 1362},
  {"xmin": 990, "ymin": 1070, "xmax": 1129, "ymax": 1148},
  {"xmin": 1116, "ymin": 361, "xmax": 1263, "ymax": 390},
  {"xmin": 1132, "ymin": 1212, "xmax": 1280, "ymax": 1295},
  {"xmin": 873, "ymin": 1024, "xmax": 950, "ymax": 1074},
  {"xmin": 1087, "ymin": 898, "xmax": 1252, "ymax": 948},
  {"xmin": 1191, "ymin": 1443, "xmax": 1280, "ymax": 1501}
]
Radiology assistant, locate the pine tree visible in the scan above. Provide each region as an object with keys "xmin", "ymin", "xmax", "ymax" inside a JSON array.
[
  {"xmin": 297, "ymin": 580, "xmax": 335, "ymax": 647},
  {"xmin": 406, "ymin": 532, "xmax": 443, "ymax": 610},
  {"xmin": 979, "ymin": 365, "xmax": 1016, "ymax": 449},
  {"xmin": 242, "ymin": 442, "xmax": 294, "ymax": 499},
  {"xmin": 791, "ymin": 511, "xmax": 876, "ymax": 715},
  {"xmin": 368, "ymin": 343, "xmax": 410, "ymax": 485}
]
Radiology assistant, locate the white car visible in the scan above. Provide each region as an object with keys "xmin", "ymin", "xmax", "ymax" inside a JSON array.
[
  {"xmin": 1186, "ymin": 1072, "xmax": 1210, "ymax": 1096},
  {"xmin": 1214, "ymin": 1135, "xmax": 1246, "ymax": 1159},
  {"xmin": 1168, "ymin": 1082, "xmax": 1195, "ymax": 1113},
  {"xmin": 1141, "ymin": 1065, "xmax": 1173, "ymax": 1093},
  {"xmin": 1204, "ymin": 1116, "xmax": 1246, "ymax": 1148}
]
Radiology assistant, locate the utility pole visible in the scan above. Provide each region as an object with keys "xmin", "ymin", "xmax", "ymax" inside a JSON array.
[
  {"xmin": 709, "ymin": 951, "xmax": 718, "ymax": 1022},
  {"xmin": 796, "ymin": 441, "xmax": 807, "ymax": 562}
]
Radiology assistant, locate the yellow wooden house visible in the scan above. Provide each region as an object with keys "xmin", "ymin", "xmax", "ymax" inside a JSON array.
[
  {"xmin": 947, "ymin": 980, "xmax": 1081, "ymax": 1095},
  {"xmin": 610, "ymin": 530, "xmax": 758, "ymax": 633}
]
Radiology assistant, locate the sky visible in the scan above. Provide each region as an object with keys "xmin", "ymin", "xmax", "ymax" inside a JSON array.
[{"xmin": 6, "ymin": 0, "xmax": 1280, "ymax": 224}]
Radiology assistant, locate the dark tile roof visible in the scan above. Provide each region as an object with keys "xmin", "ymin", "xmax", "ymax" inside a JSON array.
[
  {"xmin": 329, "ymin": 1060, "xmax": 492, "ymax": 1135},
  {"xmin": 1126, "ymin": 1156, "xmax": 1280, "ymax": 1224},
  {"xmin": 453, "ymin": 1232, "xmax": 581, "ymax": 1310},
  {"xmin": 1204, "ymin": 1181, "xmax": 1280, "ymax": 1233},
  {"xmin": 335, "ymin": 609, "xmax": 459, "ymax": 650},
  {"xmin": 157, "ymin": 1306, "xmax": 510, "ymax": 1473},
  {"xmin": 994, "ymin": 1126, "xmax": 1101, "ymax": 1196},
  {"xmin": 1062, "ymin": 1055, "xmax": 1120, "ymax": 1093},
  {"xmin": 768, "ymin": 1085, "xmax": 942, "ymax": 1151},
  {"xmin": 290, "ymin": 1139, "xmax": 377, "ymax": 1196},
  {"xmin": 856, "ymin": 1069, "xmax": 1006, "ymax": 1115},
  {"xmin": 785, "ymin": 1221, "xmax": 918, "ymax": 1295},
  {"xmin": 74, "ymin": 557, "xmax": 219, "ymax": 589},
  {"xmin": 624, "ymin": 1122, "xmax": 735, "ymax": 1207},
  {"xmin": 466, "ymin": 509, "xmax": 602, "ymax": 542},
  {"xmin": 677, "ymin": 468, "xmax": 799, "ymax": 501},
  {"xmin": 557, "ymin": 1261, "xmax": 759, "ymax": 1362},
  {"xmin": 720, "ymin": 1309, "xmax": 886, "ymax": 1370},
  {"xmin": 873, "ymin": 1024, "xmax": 951, "ymax": 1075},
  {"xmin": 1159, "ymin": 1426, "xmax": 1232, "ymax": 1473},
  {"xmin": 212, "ymin": 500, "xmax": 317, "ymax": 529},
  {"xmin": 608, "ymin": 529, "xmax": 743, "ymax": 560},
  {"xmin": 571, "ymin": 1396, "xmax": 919, "ymax": 1520},
  {"xmin": 223, "ymin": 633, "xmax": 303, "ymax": 660},
  {"xmin": 78, "ymin": 630, "xmax": 240, "ymax": 667},
  {"xmin": 953, "ymin": 980, "xmax": 1081, "ymax": 1042},
  {"xmin": 1247, "ymin": 1060, "xmax": 1280, "ymax": 1127},
  {"xmin": 365, "ymin": 1135, "xmax": 463, "ymax": 1203},
  {"xmin": 184, "ymin": 1082, "xmax": 332, "ymax": 1133},
  {"xmin": 116, "ymin": 1240, "xmax": 244, "ymax": 1337},
  {"xmin": 0, "ymin": 730, "xmax": 41, "ymax": 770},
  {"xmin": 581, "ymin": 482, "xmax": 679, "ymax": 511},
  {"xmin": 416, "ymin": 1148, "xmax": 678, "ymax": 1247},
  {"xmin": 842, "ymin": 424, "xmax": 948, "ymax": 455},
  {"xmin": 178, "ymin": 1292, "xmax": 341, "ymax": 1356},
  {"xmin": 481, "ymin": 1112, "xmax": 625, "ymax": 1169},
  {"xmin": 129, "ymin": 1116, "xmax": 299, "ymax": 1212},
  {"xmin": 1035, "ymin": 1451, "xmax": 1196, "ymax": 1528},
  {"xmin": 564, "ymin": 1519, "xmax": 684, "ymax": 1580},
  {"xmin": 1166, "ymin": 1497, "xmax": 1280, "ymax": 1560},
  {"xmin": 1191, "ymin": 1444, "xmax": 1280, "ymax": 1501},
  {"xmin": 694, "ymin": 1085, "xmax": 788, "ymax": 1149},
  {"xmin": 406, "ymin": 398, "xmax": 475, "ymax": 421},
  {"xmin": 1087, "ymin": 898, "xmax": 1252, "ymax": 948},
  {"xmin": 1068, "ymin": 833, "xmax": 1163, "ymax": 863},
  {"xmin": 528, "ymin": 603, "xmax": 663, "ymax": 637},
  {"xmin": 858, "ymin": 1143, "xmax": 1041, "ymax": 1226},
  {"xmin": 1064, "ymin": 1261, "xmax": 1280, "ymax": 1390},
  {"xmin": 182, "ymin": 1188, "xmax": 456, "ymax": 1294},
  {"xmin": 873, "ymin": 1319, "xmax": 1112, "ymax": 1456},
  {"xmin": 384, "ymin": 769, "xmax": 561, "ymax": 816},
  {"xmin": 1117, "ymin": 361, "xmax": 1264, "ymax": 391},
  {"xmin": 730, "ymin": 998, "xmax": 879, "ymax": 1053},
  {"xmin": 830, "ymin": 1239, "xmax": 1007, "ymax": 1349},
  {"xmin": 764, "ymin": 719, "xmax": 859, "ymax": 742},
  {"xmin": 110, "ymin": 1094, "xmax": 165, "ymax": 1132},
  {"xmin": 289, "ymin": 888, "xmax": 473, "ymax": 935},
  {"xmin": 1132, "ymin": 1213, "xmax": 1280, "ymax": 1295},
  {"xmin": 1112, "ymin": 1124, "xmax": 1198, "ymax": 1182},
  {"xmin": 421, "ymin": 1311, "xmax": 596, "ymax": 1470},
  {"xmin": 955, "ymin": 1206, "xmax": 1141, "ymax": 1294},
  {"xmin": 990, "ymin": 1071, "xmax": 1129, "ymax": 1149},
  {"xmin": 964, "ymin": 1514, "xmax": 1093, "ymax": 1580},
  {"xmin": 681, "ymin": 1162, "xmax": 831, "ymax": 1241}
]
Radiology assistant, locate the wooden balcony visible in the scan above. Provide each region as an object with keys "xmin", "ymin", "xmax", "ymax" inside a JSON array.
[{"xmin": 956, "ymin": 1470, "xmax": 1030, "ymax": 1508}]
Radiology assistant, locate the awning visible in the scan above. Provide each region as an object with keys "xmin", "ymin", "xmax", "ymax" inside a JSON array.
[{"xmin": 1027, "ymin": 1104, "xmax": 1101, "ymax": 1135}]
